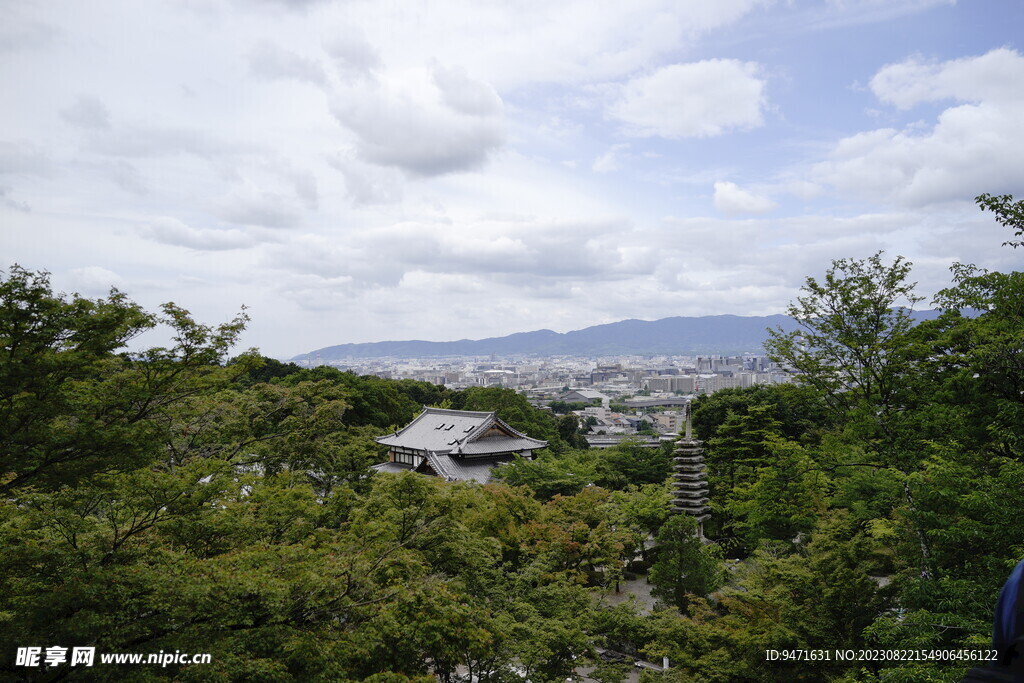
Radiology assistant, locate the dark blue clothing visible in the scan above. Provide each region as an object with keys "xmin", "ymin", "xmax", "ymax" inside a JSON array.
[
  {"xmin": 994, "ymin": 558, "xmax": 1024, "ymax": 666},
  {"xmin": 963, "ymin": 559, "xmax": 1024, "ymax": 681}
]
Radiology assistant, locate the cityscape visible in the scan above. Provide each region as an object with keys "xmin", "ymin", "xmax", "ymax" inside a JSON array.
[
  {"xmin": 4, "ymin": 1, "xmax": 1022, "ymax": 680},
  {"xmin": 297, "ymin": 352, "xmax": 792, "ymax": 443}
]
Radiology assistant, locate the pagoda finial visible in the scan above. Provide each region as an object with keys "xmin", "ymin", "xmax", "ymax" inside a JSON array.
[{"xmin": 684, "ymin": 400, "xmax": 692, "ymax": 440}]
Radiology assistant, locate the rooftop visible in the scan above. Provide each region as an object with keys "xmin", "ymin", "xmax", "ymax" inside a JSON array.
[{"xmin": 376, "ymin": 406, "xmax": 547, "ymax": 456}]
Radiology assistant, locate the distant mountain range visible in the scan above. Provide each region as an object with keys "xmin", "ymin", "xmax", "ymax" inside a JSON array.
[
  {"xmin": 293, "ymin": 311, "xmax": 950, "ymax": 361},
  {"xmin": 294, "ymin": 312, "xmax": 935, "ymax": 360}
]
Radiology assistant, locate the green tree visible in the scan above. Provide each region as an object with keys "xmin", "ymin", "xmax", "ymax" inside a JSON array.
[
  {"xmin": 727, "ymin": 439, "xmax": 824, "ymax": 549},
  {"xmin": 706, "ymin": 403, "xmax": 783, "ymax": 490},
  {"xmin": 557, "ymin": 413, "xmax": 589, "ymax": 449},
  {"xmin": 611, "ymin": 483, "xmax": 672, "ymax": 536},
  {"xmin": 230, "ymin": 354, "xmax": 302, "ymax": 387},
  {"xmin": 928, "ymin": 260, "xmax": 1024, "ymax": 459},
  {"xmin": 648, "ymin": 515, "xmax": 723, "ymax": 611},
  {"xmin": 763, "ymin": 252, "xmax": 937, "ymax": 576},
  {"xmin": 278, "ymin": 367, "xmax": 421, "ymax": 430},
  {"xmin": 765, "ymin": 251, "xmax": 923, "ymax": 440},
  {"xmin": 595, "ymin": 440, "xmax": 672, "ymax": 490},
  {"xmin": 0, "ymin": 265, "xmax": 251, "ymax": 494},
  {"xmin": 521, "ymin": 485, "xmax": 641, "ymax": 587},
  {"xmin": 976, "ymin": 192, "xmax": 1024, "ymax": 248},
  {"xmin": 494, "ymin": 449, "xmax": 598, "ymax": 499},
  {"xmin": 692, "ymin": 383, "xmax": 829, "ymax": 444}
]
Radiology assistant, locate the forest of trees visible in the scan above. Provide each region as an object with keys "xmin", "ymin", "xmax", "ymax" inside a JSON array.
[{"xmin": 1, "ymin": 194, "xmax": 1022, "ymax": 681}]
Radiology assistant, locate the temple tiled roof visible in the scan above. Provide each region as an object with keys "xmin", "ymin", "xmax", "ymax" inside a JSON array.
[
  {"xmin": 376, "ymin": 407, "xmax": 547, "ymax": 456},
  {"xmin": 417, "ymin": 452, "xmax": 504, "ymax": 483},
  {"xmin": 455, "ymin": 436, "xmax": 544, "ymax": 455},
  {"xmin": 371, "ymin": 461, "xmax": 415, "ymax": 475}
]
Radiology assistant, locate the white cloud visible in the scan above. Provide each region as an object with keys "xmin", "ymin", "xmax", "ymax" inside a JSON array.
[
  {"xmin": 609, "ymin": 60, "xmax": 766, "ymax": 139},
  {"xmin": 264, "ymin": 214, "xmax": 650, "ymax": 291},
  {"xmin": 592, "ymin": 144, "xmax": 629, "ymax": 173},
  {"xmin": 90, "ymin": 159, "xmax": 147, "ymax": 195},
  {"xmin": 60, "ymin": 94, "xmax": 111, "ymax": 129},
  {"xmin": 323, "ymin": 26, "xmax": 381, "ymax": 81},
  {"xmin": 816, "ymin": 48, "xmax": 1024, "ymax": 205},
  {"xmin": 432, "ymin": 64, "xmax": 502, "ymax": 117},
  {"xmin": 139, "ymin": 218, "xmax": 265, "ymax": 251},
  {"xmin": 3, "ymin": 0, "xmax": 1015, "ymax": 356},
  {"xmin": 0, "ymin": 185, "xmax": 30, "ymax": 211},
  {"xmin": 65, "ymin": 266, "xmax": 125, "ymax": 296},
  {"xmin": 333, "ymin": 1, "xmax": 769, "ymax": 90},
  {"xmin": 264, "ymin": 233, "xmax": 404, "ymax": 288},
  {"xmin": 0, "ymin": 141, "xmax": 53, "ymax": 175},
  {"xmin": 869, "ymin": 47, "xmax": 1024, "ymax": 110},
  {"xmin": 248, "ymin": 40, "xmax": 326, "ymax": 85},
  {"xmin": 288, "ymin": 169, "xmax": 318, "ymax": 210},
  {"xmin": 213, "ymin": 182, "xmax": 303, "ymax": 229},
  {"xmin": 85, "ymin": 123, "xmax": 253, "ymax": 159},
  {"xmin": 329, "ymin": 64, "xmax": 505, "ymax": 176},
  {"xmin": 713, "ymin": 181, "xmax": 777, "ymax": 214},
  {"xmin": 0, "ymin": 18, "xmax": 57, "ymax": 54},
  {"xmin": 327, "ymin": 152, "xmax": 403, "ymax": 206}
]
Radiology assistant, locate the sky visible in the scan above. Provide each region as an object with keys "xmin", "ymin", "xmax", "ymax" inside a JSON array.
[{"xmin": 3, "ymin": 0, "xmax": 1023, "ymax": 359}]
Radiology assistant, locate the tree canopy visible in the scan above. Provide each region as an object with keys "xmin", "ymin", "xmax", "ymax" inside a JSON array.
[{"xmin": 2, "ymin": 192, "xmax": 1022, "ymax": 681}]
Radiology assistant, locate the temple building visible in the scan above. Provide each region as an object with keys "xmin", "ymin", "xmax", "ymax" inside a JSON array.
[{"xmin": 373, "ymin": 407, "xmax": 548, "ymax": 483}]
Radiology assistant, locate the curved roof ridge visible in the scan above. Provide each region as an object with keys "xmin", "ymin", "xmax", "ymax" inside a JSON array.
[
  {"xmin": 423, "ymin": 450, "xmax": 456, "ymax": 481},
  {"xmin": 462, "ymin": 412, "xmax": 497, "ymax": 442},
  {"xmin": 461, "ymin": 413, "xmax": 546, "ymax": 447},
  {"xmin": 490, "ymin": 417, "xmax": 538, "ymax": 442},
  {"xmin": 421, "ymin": 406, "xmax": 496, "ymax": 418}
]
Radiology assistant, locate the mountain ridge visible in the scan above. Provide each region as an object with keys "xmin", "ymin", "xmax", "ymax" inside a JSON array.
[
  {"xmin": 293, "ymin": 310, "xmax": 947, "ymax": 361},
  {"xmin": 292, "ymin": 313, "xmax": 810, "ymax": 360}
]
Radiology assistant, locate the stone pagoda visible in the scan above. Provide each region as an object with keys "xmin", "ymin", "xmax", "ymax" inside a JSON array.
[{"xmin": 670, "ymin": 401, "xmax": 710, "ymax": 537}]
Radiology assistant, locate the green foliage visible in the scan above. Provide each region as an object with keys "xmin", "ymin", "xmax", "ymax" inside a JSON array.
[
  {"xmin": 276, "ymin": 367, "xmax": 423, "ymax": 430},
  {"xmin": 765, "ymin": 252, "xmax": 923, "ymax": 451},
  {"xmin": 494, "ymin": 449, "xmax": 598, "ymax": 499},
  {"xmin": 976, "ymin": 192, "xmax": 1024, "ymax": 248},
  {"xmin": 706, "ymin": 403, "xmax": 783, "ymax": 487},
  {"xmin": 594, "ymin": 440, "xmax": 672, "ymax": 490},
  {"xmin": 928, "ymin": 261, "xmax": 1024, "ymax": 459},
  {"xmin": 547, "ymin": 399, "xmax": 596, "ymax": 414},
  {"xmin": 3, "ymin": 192, "xmax": 1023, "ymax": 683},
  {"xmin": 496, "ymin": 440, "xmax": 670, "ymax": 500},
  {"xmin": 727, "ymin": 438, "xmax": 824, "ymax": 549},
  {"xmin": 230, "ymin": 354, "xmax": 303, "ymax": 387},
  {"xmin": 611, "ymin": 483, "xmax": 672, "ymax": 536},
  {"xmin": 556, "ymin": 412, "xmax": 590, "ymax": 449},
  {"xmin": 692, "ymin": 383, "xmax": 830, "ymax": 444},
  {"xmin": 0, "ymin": 267, "xmax": 610, "ymax": 680},
  {"xmin": 648, "ymin": 515, "xmax": 724, "ymax": 611},
  {"xmin": 0, "ymin": 265, "xmax": 249, "ymax": 493}
]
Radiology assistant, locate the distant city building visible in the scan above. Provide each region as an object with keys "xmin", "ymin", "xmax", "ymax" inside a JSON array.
[
  {"xmin": 308, "ymin": 353, "xmax": 788, "ymax": 397},
  {"xmin": 562, "ymin": 389, "xmax": 610, "ymax": 406},
  {"xmin": 643, "ymin": 375, "xmax": 696, "ymax": 393},
  {"xmin": 373, "ymin": 407, "xmax": 547, "ymax": 483},
  {"xmin": 652, "ymin": 411, "xmax": 684, "ymax": 434}
]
